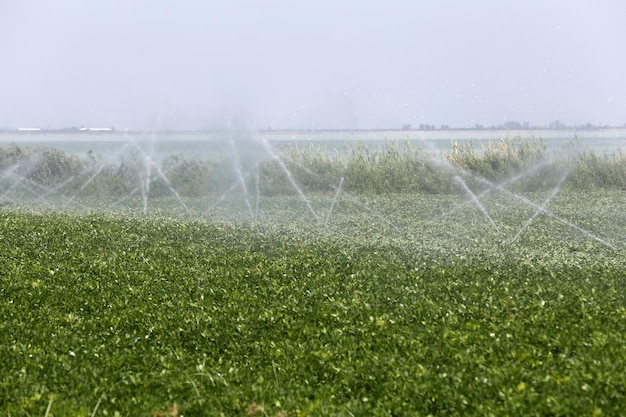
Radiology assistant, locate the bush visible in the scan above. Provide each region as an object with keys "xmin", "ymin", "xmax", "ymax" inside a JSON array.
[{"xmin": 0, "ymin": 144, "xmax": 85, "ymax": 186}]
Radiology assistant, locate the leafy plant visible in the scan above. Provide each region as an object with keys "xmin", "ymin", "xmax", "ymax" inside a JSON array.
[{"xmin": 0, "ymin": 189, "xmax": 624, "ymax": 415}]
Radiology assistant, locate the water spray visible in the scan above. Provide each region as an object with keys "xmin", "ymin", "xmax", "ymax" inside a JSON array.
[
  {"xmin": 474, "ymin": 168, "xmax": 618, "ymax": 250},
  {"xmin": 278, "ymin": 153, "xmax": 400, "ymax": 231},
  {"xmin": 454, "ymin": 175, "xmax": 500, "ymax": 234},
  {"xmin": 509, "ymin": 168, "xmax": 570, "ymax": 244},
  {"xmin": 325, "ymin": 176, "xmax": 344, "ymax": 226},
  {"xmin": 254, "ymin": 166, "xmax": 261, "ymax": 220},
  {"xmin": 228, "ymin": 133, "xmax": 254, "ymax": 217},
  {"xmin": 200, "ymin": 182, "xmax": 239, "ymax": 218},
  {"xmin": 258, "ymin": 136, "xmax": 320, "ymax": 222}
]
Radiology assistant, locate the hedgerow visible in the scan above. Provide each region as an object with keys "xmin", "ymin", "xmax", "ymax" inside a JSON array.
[{"xmin": 1, "ymin": 137, "xmax": 625, "ymax": 201}]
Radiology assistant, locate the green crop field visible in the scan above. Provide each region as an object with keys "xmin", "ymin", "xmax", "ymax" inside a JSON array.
[{"xmin": 1, "ymin": 137, "xmax": 626, "ymax": 416}]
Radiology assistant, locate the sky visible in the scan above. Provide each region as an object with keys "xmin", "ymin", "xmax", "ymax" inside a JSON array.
[{"xmin": 1, "ymin": 0, "xmax": 625, "ymax": 131}]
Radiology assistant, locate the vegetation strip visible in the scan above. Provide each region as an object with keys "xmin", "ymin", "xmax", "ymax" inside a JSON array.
[{"xmin": 1, "ymin": 137, "xmax": 625, "ymax": 208}]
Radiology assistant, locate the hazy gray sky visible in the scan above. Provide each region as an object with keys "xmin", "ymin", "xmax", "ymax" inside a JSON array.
[{"xmin": 1, "ymin": 1, "xmax": 625, "ymax": 130}]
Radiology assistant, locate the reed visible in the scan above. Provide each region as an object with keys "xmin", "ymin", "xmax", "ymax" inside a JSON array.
[{"xmin": 1, "ymin": 138, "xmax": 625, "ymax": 201}]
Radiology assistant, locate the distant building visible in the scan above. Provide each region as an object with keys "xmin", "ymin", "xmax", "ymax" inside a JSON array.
[{"xmin": 80, "ymin": 127, "xmax": 114, "ymax": 132}]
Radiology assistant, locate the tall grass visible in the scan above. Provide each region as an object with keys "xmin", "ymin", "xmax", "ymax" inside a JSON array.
[
  {"xmin": 446, "ymin": 136, "xmax": 547, "ymax": 181},
  {"xmin": 567, "ymin": 149, "xmax": 626, "ymax": 191},
  {"xmin": 272, "ymin": 140, "xmax": 455, "ymax": 194},
  {"xmin": 1, "ymin": 138, "xmax": 625, "ymax": 200}
]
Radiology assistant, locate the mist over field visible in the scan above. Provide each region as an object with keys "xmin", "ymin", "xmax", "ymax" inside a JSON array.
[{"xmin": 1, "ymin": 1, "xmax": 625, "ymax": 131}]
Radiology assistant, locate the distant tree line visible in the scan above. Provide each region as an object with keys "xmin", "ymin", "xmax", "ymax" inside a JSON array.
[{"xmin": 401, "ymin": 120, "xmax": 625, "ymax": 131}]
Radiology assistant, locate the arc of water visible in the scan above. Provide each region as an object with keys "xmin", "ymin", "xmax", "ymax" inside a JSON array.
[
  {"xmin": 259, "ymin": 137, "xmax": 320, "ymax": 222},
  {"xmin": 201, "ymin": 158, "xmax": 262, "ymax": 219},
  {"xmin": 279, "ymin": 153, "xmax": 400, "ymax": 230},
  {"xmin": 129, "ymin": 143, "xmax": 151, "ymax": 214},
  {"xmin": 200, "ymin": 182, "xmax": 240, "ymax": 218},
  {"xmin": 324, "ymin": 158, "xmax": 350, "ymax": 226},
  {"xmin": 0, "ymin": 174, "xmax": 27, "ymax": 201},
  {"xmin": 415, "ymin": 159, "xmax": 553, "ymax": 230},
  {"xmin": 2, "ymin": 171, "xmax": 72, "ymax": 208},
  {"xmin": 63, "ymin": 163, "xmax": 109, "ymax": 208},
  {"xmin": 0, "ymin": 163, "xmax": 21, "ymax": 180},
  {"xmin": 34, "ymin": 175, "xmax": 76, "ymax": 202},
  {"xmin": 454, "ymin": 176, "xmax": 500, "ymax": 234},
  {"xmin": 123, "ymin": 135, "xmax": 153, "ymax": 214},
  {"xmin": 469, "ymin": 168, "xmax": 618, "ymax": 250},
  {"xmin": 141, "ymin": 126, "xmax": 160, "ymax": 211},
  {"xmin": 333, "ymin": 187, "xmax": 400, "ymax": 231},
  {"xmin": 144, "ymin": 155, "xmax": 191, "ymax": 214},
  {"xmin": 62, "ymin": 143, "xmax": 131, "ymax": 208},
  {"xmin": 254, "ymin": 166, "xmax": 261, "ymax": 220},
  {"xmin": 1, "ymin": 175, "xmax": 44, "ymax": 204},
  {"xmin": 228, "ymin": 136, "xmax": 254, "ymax": 217},
  {"xmin": 510, "ymin": 169, "xmax": 570, "ymax": 244},
  {"xmin": 110, "ymin": 188, "xmax": 139, "ymax": 208},
  {"xmin": 427, "ymin": 153, "xmax": 612, "ymax": 248},
  {"xmin": 109, "ymin": 153, "xmax": 188, "ymax": 211},
  {"xmin": 0, "ymin": 154, "xmax": 46, "ymax": 201},
  {"xmin": 325, "ymin": 177, "xmax": 344, "ymax": 226},
  {"xmin": 141, "ymin": 157, "xmax": 151, "ymax": 215},
  {"xmin": 14, "ymin": 174, "xmax": 91, "ymax": 209},
  {"xmin": 123, "ymin": 136, "xmax": 190, "ymax": 215},
  {"xmin": 496, "ymin": 182, "xmax": 617, "ymax": 250}
]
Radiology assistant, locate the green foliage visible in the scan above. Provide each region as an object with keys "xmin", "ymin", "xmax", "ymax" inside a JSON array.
[
  {"xmin": 0, "ymin": 196, "xmax": 625, "ymax": 416},
  {"xmin": 0, "ymin": 144, "xmax": 85, "ymax": 186}
]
